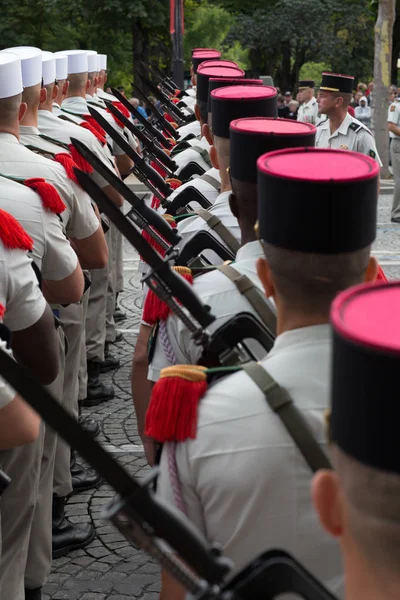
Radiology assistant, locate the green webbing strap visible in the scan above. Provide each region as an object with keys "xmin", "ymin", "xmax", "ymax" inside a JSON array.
[
  {"xmin": 243, "ymin": 362, "xmax": 332, "ymax": 473},
  {"xmin": 194, "ymin": 208, "xmax": 240, "ymax": 254},
  {"xmin": 217, "ymin": 264, "xmax": 277, "ymax": 335}
]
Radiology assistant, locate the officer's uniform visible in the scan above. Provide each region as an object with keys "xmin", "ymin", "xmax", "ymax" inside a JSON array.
[
  {"xmin": 297, "ymin": 80, "xmax": 319, "ymax": 124},
  {"xmin": 388, "ymin": 98, "xmax": 400, "ymax": 219},
  {"xmin": 315, "ymin": 72, "xmax": 381, "ymax": 164},
  {"xmin": 154, "ymin": 146, "xmax": 380, "ymax": 598}
]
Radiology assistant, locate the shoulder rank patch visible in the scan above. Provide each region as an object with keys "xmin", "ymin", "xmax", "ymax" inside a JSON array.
[
  {"xmin": 369, "ymin": 149, "xmax": 376, "ymax": 159},
  {"xmin": 349, "ymin": 122, "xmax": 362, "ymax": 133},
  {"xmin": 391, "ymin": 104, "xmax": 396, "ymax": 112}
]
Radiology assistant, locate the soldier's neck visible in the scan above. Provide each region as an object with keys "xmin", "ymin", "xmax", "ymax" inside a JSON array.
[
  {"xmin": 329, "ymin": 109, "xmax": 347, "ymax": 134},
  {"xmin": 20, "ymin": 108, "xmax": 38, "ymax": 129},
  {"xmin": 65, "ymin": 90, "xmax": 86, "ymax": 100}
]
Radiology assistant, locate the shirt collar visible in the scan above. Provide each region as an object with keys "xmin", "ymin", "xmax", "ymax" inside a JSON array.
[
  {"xmin": 212, "ymin": 190, "xmax": 231, "ymax": 208},
  {"xmin": 0, "ymin": 132, "xmax": 19, "ymax": 144},
  {"xmin": 19, "ymin": 125, "xmax": 40, "ymax": 136},
  {"xmin": 269, "ymin": 324, "xmax": 330, "ymax": 356},
  {"xmin": 235, "ymin": 240, "xmax": 264, "ymax": 262},
  {"xmin": 62, "ymin": 96, "xmax": 88, "ymax": 112}
]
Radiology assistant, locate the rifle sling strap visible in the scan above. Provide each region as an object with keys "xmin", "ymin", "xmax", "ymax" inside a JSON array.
[
  {"xmin": 190, "ymin": 145, "xmax": 213, "ymax": 168},
  {"xmin": 243, "ymin": 361, "xmax": 332, "ymax": 473},
  {"xmin": 199, "ymin": 172, "xmax": 220, "ymax": 191},
  {"xmin": 216, "ymin": 263, "xmax": 277, "ymax": 335},
  {"xmin": 194, "ymin": 208, "xmax": 240, "ymax": 254}
]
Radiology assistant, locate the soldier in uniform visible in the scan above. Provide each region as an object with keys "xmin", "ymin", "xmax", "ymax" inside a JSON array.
[
  {"xmin": 316, "ymin": 72, "xmax": 381, "ymax": 163},
  {"xmin": 297, "ymin": 80, "xmax": 319, "ymax": 124},
  {"xmin": 96, "ymin": 54, "xmax": 116, "ymax": 102},
  {"xmin": 153, "ymin": 147, "xmax": 380, "ymax": 599},
  {"xmin": 387, "ymin": 91, "xmax": 400, "ymax": 221},
  {"xmin": 313, "ymin": 281, "xmax": 400, "ymax": 600}
]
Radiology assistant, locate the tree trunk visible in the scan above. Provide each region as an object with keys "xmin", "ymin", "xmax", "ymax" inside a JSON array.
[
  {"xmin": 132, "ymin": 20, "xmax": 149, "ymax": 91},
  {"xmin": 374, "ymin": 0, "xmax": 396, "ymax": 178}
]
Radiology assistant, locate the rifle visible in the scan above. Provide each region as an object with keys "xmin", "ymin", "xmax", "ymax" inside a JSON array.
[
  {"xmin": 142, "ymin": 61, "xmax": 178, "ymax": 97},
  {"xmin": 111, "ymin": 87, "xmax": 174, "ymax": 149},
  {"xmin": 104, "ymin": 100, "xmax": 178, "ymax": 176},
  {"xmin": 0, "ymin": 348, "xmax": 338, "ymax": 600},
  {"xmin": 70, "ymin": 138, "xmax": 180, "ymax": 251},
  {"xmin": 87, "ymin": 106, "xmax": 173, "ymax": 207},
  {"xmin": 131, "ymin": 83, "xmax": 180, "ymax": 140},
  {"xmin": 74, "ymin": 169, "xmax": 275, "ymax": 360},
  {"xmin": 139, "ymin": 70, "xmax": 194, "ymax": 125}
]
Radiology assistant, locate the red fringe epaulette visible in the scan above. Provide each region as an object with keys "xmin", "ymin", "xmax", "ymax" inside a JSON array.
[
  {"xmin": 53, "ymin": 153, "xmax": 79, "ymax": 184},
  {"xmin": 0, "ymin": 209, "xmax": 33, "ymax": 251},
  {"xmin": 0, "ymin": 304, "xmax": 4, "ymax": 319},
  {"xmin": 150, "ymin": 160, "xmax": 167, "ymax": 179},
  {"xmin": 142, "ymin": 265, "xmax": 193, "ymax": 325},
  {"xmin": 376, "ymin": 264, "xmax": 388, "ymax": 282},
  {"xmin": 68, "ymin": 144, "xmax": 94, "ymax": 174},
  {"xmin": 141, "ymin": 213, "xmax": 177, "ymax": 259},
  {"xmin": 108, "ymin": 101, "xmax": 131, "ymax": 128},
  {"xmin": 145, "ymin": 365, "xmax": 208, "ymax": 442},
  {"xmin": 24, "ymin": 178, "xmax": 66, "ymax": 214},
  {"xmin": 81, "ymin": 118, "xmax": 107, "ymax": 146}
]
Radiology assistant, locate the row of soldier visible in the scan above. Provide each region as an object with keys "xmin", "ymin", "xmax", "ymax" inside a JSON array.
[{"xmin": 0, "ymin": 44, "xmax": 397, "ymax": 600}]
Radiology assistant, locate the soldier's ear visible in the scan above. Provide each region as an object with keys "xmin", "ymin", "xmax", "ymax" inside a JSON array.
[
  {"xmin": 18, "ymin": 102, "xmax": 28, "ymax": 123},
  {"xmin": 311, "ymin": 469, "xmax": 344, "ymax": 538},
  {"xmin": 365, "ymin": 256, "xmax": 378, "ymax": 283},
  {"xmin": 62, "ymin": 81, "xmax": 70, "ymax": 96},
  {"xmin": 194, "ymin": 103, "xmax": 201, "ymax": 123},
  {"xmin": 52, "ymin": 84, "xmax": 59, "ymax": 101},
  {"xmin": 39, "ymin": 86, "xmax": 47, "ymax": 104},
  {"xmin": 209, "ymin": 145, "xmax": 219, "ymax": 169},
  {"xmin": 256, "ymin": 257, "xmax": 274, "ymax": 299},
  {"xmin": 86, "ymin": 78, "xmax": 91, "ymax": 92},
  {"xmin": 202, "ymin": 123, "xmax": 213, "ymax": 146},
  {"xmin": 228, "ymin": 192, "xmax": 238, "ymax": 218}
]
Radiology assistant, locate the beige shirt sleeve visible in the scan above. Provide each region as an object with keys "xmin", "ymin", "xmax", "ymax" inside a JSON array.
[
  {"xmin": 67, "ymin": 180, "xmax": 100, "ymax": 240},
  {"xmin": 41, "ymin": 210, "xmax": 78, "ymax": 281},
  {"xmin": 0, "ymin": 342, "xmax": 16, "ymax": 409}
]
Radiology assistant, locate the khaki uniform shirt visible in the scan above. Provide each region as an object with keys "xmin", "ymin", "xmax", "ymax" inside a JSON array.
[
  {"xmin": 0, "ymin": 175, "xmax": 77, "ymax": 280},
  {"xmin": 297, "ymin": 97, "xmax": 319, "ymax": 125},
  {"xmin": 148, "ymin": 241, "xmax": 275, "ymax": 380},
  {"xmin": 38, "ymin": 108, "xmax": 118, "ymax": 189},
  {"xmin": 316, "ymin": 113, "xmax": 381, "ymax": 164},
  {"xmin": 387, "ymin": 100, "xmax": 400, "ymax": 139},
  {"xmin": 157, "ymin": 324, "xmax": 344, "ymax": 598},
  {"xmin": 0, "ymin": 132, "xmax": 98, "ymax": 241}
]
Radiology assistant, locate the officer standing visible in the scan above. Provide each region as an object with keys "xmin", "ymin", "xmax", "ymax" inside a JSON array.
[
  {"xmin": 153, "ymin": 147, "xmax": 380, "ymax": 600},
  {"xmin": 313, "ymin": 281, "xmax": 400, "ymax": 600},
  {"xmin": 387, "ymin": 93, "xmax": 400, "ymax": 222},
  {"xmin": 316, "ymin": 72, "xmax": 381, "ymax": 163},
  {"xmin": 297, "ymin": 80, "xmax": 319, "ymax": 125}
]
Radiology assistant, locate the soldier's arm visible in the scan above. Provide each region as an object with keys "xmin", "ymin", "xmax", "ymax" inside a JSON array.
[
  {"xmin": 0, "ymin": 391, "xmax": 41, "ymax": 449},
  {"xmin": 388, "ymin": 122, "xmax": 400, "ymax": 136}
]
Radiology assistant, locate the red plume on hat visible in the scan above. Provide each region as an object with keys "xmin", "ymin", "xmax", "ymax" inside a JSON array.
[{"xmin": 0, "ymin": 209, "xmax": 33, "ymax": 251}]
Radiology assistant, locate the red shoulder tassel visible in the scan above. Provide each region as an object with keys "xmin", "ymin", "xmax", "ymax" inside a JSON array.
[
  {"xmin": 142, "ymin": 265, "xmax": 193, "ymax": 325},
  {"xmin": 80, "ymin": 119, "xmax": 107, "ymax": 146},
  {"xmin": 166, "ymin": 178, "xmax": 182, "ymax": 190},
  {"xmin": 151, "ymin": 195, "xmax": 161, "ymax": 210},
  {"xmin": 145, "ymin": 365, "xmax": 208, "ymax": 442},
  {"xmin": 141, "ymin": 216, "xmax": 177, "ymax": 258},
  {"xmin": 112, "ymin": 101, "xmax": 131, "ymax": 120},
  {"xmin": 54, "ymin": 153, "xmax": 78, "ymax": 184},
  {"xmin": 68, "ymin": 144, "xmax": 94, "ymax": 174},
  {"xmin": 0, "ymin": 209, "xmax": 33, "ymax": 251},
  {"xmin": 151, "ymin": 160, "xmax": 167, "ymax": 179},
  {"xmin": 376, "ymin": 264, "xmax": 388, "ymax": 282},
  {"xmin": 171, "ymin": 97, "xmax": 180, "ymax": 104},
  {"xmin": 0, "ymin": 304, "xmax": 4, "ymax": 319},
  {"xmin": 24, "ymin": 178, "xmax": 66, "ymax": 214},
  {"xmin": 106, "ymin": 108, "xmax": 124, "ymax": 129}
]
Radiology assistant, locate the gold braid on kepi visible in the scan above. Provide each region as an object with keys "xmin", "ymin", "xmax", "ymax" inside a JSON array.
[
  {"xmin": 142, "ymin": 265, "xmax": 193, "ymax": 325},
  {"xmin": 145, "ymin": 364, "xmax": 242, "ymax": 442}
]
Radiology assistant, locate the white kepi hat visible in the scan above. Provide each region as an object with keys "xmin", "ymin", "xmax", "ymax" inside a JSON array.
[
  {"xmin": 42, "ymin": 51, "xmax": 56, "ymax": 86},
  {"xmin": 54, "ymin": 54, "xmax": 68, "ymax": 81},
  {"xmin": 86, "ymin": 50, "xmax": 98, "ymax": 73},
  {"xmin": 98, "ymin": 54, "xmax": 107, "ymax": 71},
  {"xmin": 61, "ymin": 50, "xmax": 88, "ymax": 75},
  {"xmin": 4, "ymin": 46, "xmax": 42, "ymax": 87},
  {"xmin": 0, "ymin": 52, "xmax": 23, "ymax": 98}
]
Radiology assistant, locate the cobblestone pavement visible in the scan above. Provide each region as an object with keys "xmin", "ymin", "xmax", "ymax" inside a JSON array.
[{"xmin": 45, "ymin": 187, "xmax": 399, "ymax": 600}]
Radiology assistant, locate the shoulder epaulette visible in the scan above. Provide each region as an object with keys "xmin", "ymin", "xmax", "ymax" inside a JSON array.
[
  {"xmin": 22, "ymin": 144, "xmax": 78, "ymax": 185},
  {"xmin": 39, "ymin": 134, "xmax": 70, "ymax": 151},
  {"xmin": 23, "ymin": 178, "xmax": 66, "ymax": 214},
  {"xmin": 0, "ymin": 208, "xmax": 33, "ymax": 251}
]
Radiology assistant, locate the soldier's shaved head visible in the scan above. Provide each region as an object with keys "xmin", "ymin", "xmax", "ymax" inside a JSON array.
[
  {"xmin": 0, "ymin": 94, "xmax": 22, "ymax": 127},
  {"xmin": 67, "ymin": 73, "xmax": 88, "ymax": 96}
]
